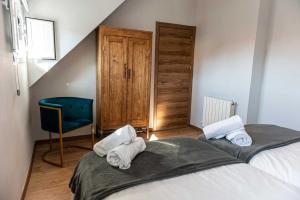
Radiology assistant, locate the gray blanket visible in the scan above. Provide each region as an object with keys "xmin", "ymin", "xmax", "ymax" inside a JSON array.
[
  {"xmin": 69, "ymin": 137, "xmax": 241, "ymax": 200},
  {"xmin": 200, "ymin": 124, "xmax": 300, "ymax": 163}
]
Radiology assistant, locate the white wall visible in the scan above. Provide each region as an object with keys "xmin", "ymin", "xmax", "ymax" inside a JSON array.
[
  {"xmin": 247, "ymin": 0, "xmax": 273, "ymax": 123},
  {"xmin": 191, "ymin": 0, "xmax": 261, "ymax": 127},
  {"xmin": 30, "ymin": 0, "xmax": 300, "ymax": 138},
  {"xmin": 191, "ymin": 0, "xmax": 300, "ymax": 131},
  {"xmin": 30, "ymin": 0, "xmax": 197, "ymax": 140},
  {"xmin": 258, "ymin": 0, "xmax": 300, "ymax": 130},
  {"xmin": 30, "ymin": 32, "xmax": 97, "ymax": 140},
  {"xmin": 0, "ymin": 7, "xmax": 33, "ymax": 200},
  {"xmin": 27, "ymin": 0, "xmax": 125, "ymax": 86}
]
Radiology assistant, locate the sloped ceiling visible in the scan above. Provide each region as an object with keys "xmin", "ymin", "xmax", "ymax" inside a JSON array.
[{"xmin": 27, "ymin": 0, "xmax": 126, "ymax": 86}]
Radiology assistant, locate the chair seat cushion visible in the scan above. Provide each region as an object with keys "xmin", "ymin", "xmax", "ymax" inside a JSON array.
[{"xmin": 62, "ymin": 119, "xmax": 92, "ymax": 133}]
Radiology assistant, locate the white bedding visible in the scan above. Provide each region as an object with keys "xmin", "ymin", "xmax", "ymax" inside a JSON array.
[
  {"xmin": 104, "ymin": 163, "xmax": 300, "ymax": 200},
  {"xmin": 250, "ymin": 141, "xmax": 300, "ymax": 188}
]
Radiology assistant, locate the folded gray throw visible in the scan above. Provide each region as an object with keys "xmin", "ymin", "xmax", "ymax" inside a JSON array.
[
  {"xmin": 70, "ymin": 137, "xmax": 241, "ymax": 200},
  {"xmin": 200, "ymin": 124, "xmax": 300, "ymax": 162}
]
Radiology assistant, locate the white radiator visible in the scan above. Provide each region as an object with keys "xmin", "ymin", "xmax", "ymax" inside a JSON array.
[{"xmin": 202, "ymin": 96, "xmax": 236, "ymax": 127}]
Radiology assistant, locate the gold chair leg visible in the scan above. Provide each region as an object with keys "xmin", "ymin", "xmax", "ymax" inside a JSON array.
[
  {"xmin": 42, "ymin": 132, "xmax": 65, "ymax": 168},
  {"xmin": 42, "ymin": 131, "xmax": 64, "ymax": 168},
  {"xmin": 43, "ymin": 124, "xmax": 93, "ymax": 168},
  {"xmin": 59, "ymin": 131, "xmax": 64, "ymax": 167}
]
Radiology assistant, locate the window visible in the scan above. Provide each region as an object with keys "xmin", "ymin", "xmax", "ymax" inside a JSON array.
[{"xmin": 26, "ymin": 18, "xmax": 56, "ymax": 60}]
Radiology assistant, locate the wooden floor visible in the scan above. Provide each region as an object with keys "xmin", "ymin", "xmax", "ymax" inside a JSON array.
[{"xmin": 25, "ymin": 127, "xmax": 201, "ymax": 200}]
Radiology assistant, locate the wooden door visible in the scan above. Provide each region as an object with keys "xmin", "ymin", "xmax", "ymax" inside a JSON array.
[
  {"xmin": 101, "ymin": 35, "xmax": 128, "ymax": 130},
  {"xmin": 127, "ymin": 38, "xmax": 152, "ymax": 127},
  {"xmin": 154, "ymin": 22, "xmax": 196, "ymax": 131}
]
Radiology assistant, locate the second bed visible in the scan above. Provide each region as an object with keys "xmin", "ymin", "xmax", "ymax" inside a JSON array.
[{"xmin": 201, "ymin": 124, "xmax": 300, "ymax": 188}]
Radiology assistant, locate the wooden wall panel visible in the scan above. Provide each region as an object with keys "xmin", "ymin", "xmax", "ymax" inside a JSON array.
[{"xmin": 154, "ymin": 22, "xmax": 196, "ymax": 131}]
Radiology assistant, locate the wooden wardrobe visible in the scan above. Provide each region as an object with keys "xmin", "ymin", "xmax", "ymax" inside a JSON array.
[{"xmin": 97, "ymin": 26, "xmax": 152, "ymax": 134}]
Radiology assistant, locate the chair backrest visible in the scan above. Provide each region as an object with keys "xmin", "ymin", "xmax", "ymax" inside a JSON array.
[{"xmin": 39, "ymin": 97, "xmax": 93, "ymax": 121}]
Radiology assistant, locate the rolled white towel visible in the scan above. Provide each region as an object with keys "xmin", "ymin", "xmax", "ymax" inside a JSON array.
[
  {"xmin": 93, "ymin": 125, "xmax": 136, "ymax": 157},
  {"xmin": 203, "ymin": 115, "xmax": 244, "ymax": 139},
  {"xmin": 106, "ymin": 137, "xmax": 146, "ymax": 170},
  {"xmin": 226, "ymin": 128, "xmax": 252, "ymax": 147}
]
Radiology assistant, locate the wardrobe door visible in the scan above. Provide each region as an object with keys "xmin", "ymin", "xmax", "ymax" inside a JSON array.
[
  {"xmin": 101, "ymin": 35, "xmax": 128, "ymax": 130},
  {"xmin": 126, "ymin": 38, "xmax": 152, "ymax": 127},
  {"xmin": 154, "ymin": 22, "xmax": 196, "ymax": 131}
]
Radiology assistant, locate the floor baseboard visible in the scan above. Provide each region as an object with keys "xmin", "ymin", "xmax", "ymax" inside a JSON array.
[
  {"xmin": 21, "ymin": 142, "xmax": 36, "ymax": 200},
  {"xmin": 189, "ymin": 124, "xmax": 203, "ymax": 132}
]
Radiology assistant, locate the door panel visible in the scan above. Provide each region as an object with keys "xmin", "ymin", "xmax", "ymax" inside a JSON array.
[
  {"xmin": 101, "ymin": 36, "xmax": 127, "ymax": 129},
  {"xmin": 154, "ymin": 22, "xmax": 196, "ymax": 131},
  {"xmin": 127, "ymin": 38, "xmax": 151, "ymax": 127},
  {"xmin": 98, "ymin": 26, "xmax": 152, "ymax": 132}
]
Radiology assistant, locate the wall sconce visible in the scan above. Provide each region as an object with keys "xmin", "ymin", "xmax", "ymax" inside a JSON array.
[{"xmin": 3, "ymin": 0, "xmax": 28, "ymax": 96}]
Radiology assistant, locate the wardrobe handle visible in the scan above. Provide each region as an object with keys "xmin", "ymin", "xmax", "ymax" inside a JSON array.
[
  {"xmin": 127, "ymin": 69, "xmax": 131, "ymax": 79},
  {"xmin": 124, "ymin": 64, "xmax": 128, "ymax": 79}
]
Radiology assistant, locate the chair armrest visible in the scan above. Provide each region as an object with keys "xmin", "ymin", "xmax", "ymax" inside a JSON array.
[
  {"xmin": 39, "ymin": 106, "xmax": 61, "ymax": 133},
  {"xmin": 39, "ymin": 100, "xmax": 62, "ymax": 109}
]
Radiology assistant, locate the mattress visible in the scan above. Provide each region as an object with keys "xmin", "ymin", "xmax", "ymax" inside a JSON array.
[
  {"xmin": 105, "ymin": 163, "xmax": 300, "ymax": 200},
  {"xmin": 250, "ymin": 141, "xmax": 300, "ymax": 188},
  {"xmin": 70, "ymin": 138, "xmax": 242, "ymax": 199}
]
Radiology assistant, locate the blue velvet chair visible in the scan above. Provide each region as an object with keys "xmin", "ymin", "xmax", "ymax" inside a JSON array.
[{"xmin": 39, "ymin": 97, "xmax": 95, "ymax": 167}]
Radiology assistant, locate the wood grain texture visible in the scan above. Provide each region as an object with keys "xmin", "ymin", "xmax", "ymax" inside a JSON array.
[
  {"xmin": 101, "ymin": 35, "xmax": 128, "ymax": 129},
  {"xmin": 24, "ymin": 127, "xmax": 202, "ymax": 200},
  {"xmin": 154, "ymin": 22, "xmax": 196, "ymax": 131},
  {"xmin": 97, "ymin": 26, "xmax": 152, "ymax": 132},
  {"xmin": 127, "ymin": 38, "xmax": 152, "ymax": 127}
]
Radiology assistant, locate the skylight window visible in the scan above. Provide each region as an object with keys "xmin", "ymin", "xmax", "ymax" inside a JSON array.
[{"xmin": 26, "ymin": 18, "xmax": 56, "ymax": 60}]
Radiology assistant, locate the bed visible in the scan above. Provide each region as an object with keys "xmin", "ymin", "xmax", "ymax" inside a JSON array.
[
  {"xmin": 201, "ymin": 124, "xmax": 300, "ymax": 188},
  {"xmin": 70, "ymin": 137, "xmax": 300, "ymax": 200}
]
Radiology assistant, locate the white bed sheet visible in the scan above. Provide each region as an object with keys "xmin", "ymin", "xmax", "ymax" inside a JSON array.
[
  {"xmin": 104, "ymin": 163, "xmax": 300, "ymax": 200},
  {"xmin": 250, "ymin": 141, "xmax": 300, "ymax": 188}
]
